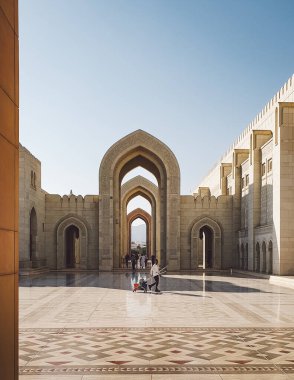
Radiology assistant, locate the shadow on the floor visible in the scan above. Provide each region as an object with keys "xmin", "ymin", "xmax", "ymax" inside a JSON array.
[{"xmin": 19, "ymin": 271, "xmax": 280, "ymax": 294}]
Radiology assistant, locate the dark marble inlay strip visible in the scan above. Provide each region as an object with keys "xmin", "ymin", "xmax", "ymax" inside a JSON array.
[{"xmin": 19, "ymin": 364, "xmax": 292, "ymax": 375}]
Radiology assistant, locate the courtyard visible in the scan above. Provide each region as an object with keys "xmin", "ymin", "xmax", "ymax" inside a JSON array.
[{"xmin": 19, "ymin": 272, "xmax": 294, "ymax": 379}]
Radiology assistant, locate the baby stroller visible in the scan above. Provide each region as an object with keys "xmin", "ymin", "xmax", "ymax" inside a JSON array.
[
  {"xmin": 133, "ymin": 278, "xmax": 148, "ymax": 292},
  {"xmin": 132, "ymin": 266, "xmax": 167, "ymax": 292}
]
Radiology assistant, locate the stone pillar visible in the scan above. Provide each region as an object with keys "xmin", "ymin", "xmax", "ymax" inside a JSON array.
[
  {"xmin": 0, "ymin": 1, "xmax": 19, "ymax": 378},
  {"xmin": 233, "ymin": 150, "xmax": 249, "ymax": 268},
  {"xmin": 220, "ymin": 163, "xmax": 231, "ymax": 195},
  {"xmin": 277, "ymin": 103, "xmax": 294, "ymax": 274},
  {"xmin": 248, "ymin": 131, "xmax": 272, "ymax": 270}
]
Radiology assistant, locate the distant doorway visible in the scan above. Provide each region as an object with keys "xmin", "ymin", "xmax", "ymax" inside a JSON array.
[
  {"xmin": 65, "ymin": 225, "xmax": 80, "ymax": 268},
  {"xmin": 199, "ymin": 226, "xmax": 213, "ymax": 269},
  {"xmin": 191, "ymin": 217, "xmax": 222, "ymax": 270},
  {"xmin": 29, "ymin": 207, "xmax": 37, "ymax": 262}
]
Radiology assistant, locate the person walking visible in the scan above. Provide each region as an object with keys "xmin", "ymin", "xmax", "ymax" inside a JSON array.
[
  {"xmin": 149, "ymin": 259, "xmax": 160, "ymax": 292},
  {"xmin": 131, "ymin": 253, "xmax": 136, "ymax": 271},
  {"xmin": 125, "ymin": 253, "xmax": 129, "ymax": 269},
  {"xmin": 140, "ymin": 254, "xmax": 145, "ymax": 269}
]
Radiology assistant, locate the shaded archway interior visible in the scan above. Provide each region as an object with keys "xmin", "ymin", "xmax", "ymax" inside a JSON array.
[
  {"xmin": 30, "ymin": 208, "xmax": 37, "ymax": 262},
  {"xmin": 199, "ymin": 225, "xmax": 213, "ymax": 269},
  {"xmin": 65, "ymin": 225, "xmax": 80, "ymax": 268},
  {"xmin": 127, "ymin": 208, "xmax": 151, "ymax": 258}
]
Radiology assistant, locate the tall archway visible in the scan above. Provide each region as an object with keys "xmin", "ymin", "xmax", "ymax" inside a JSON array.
[
  {"xmin": 190, "ymin": 217, "xmax": 222, "ymax": 270},
  {"xmin": 127, "ymin": 208, "xmax": 151, "ymax": 259},
  {"xmin": 65, "ymin": 225, "xmax": 80, "ymax": 268},
  {"xmin": 56, "ymin": 215, "xmax": 89, "ymax": 270},
  {"xmin": 268, "ymin": 240, "xmax": 273, "ymax": 274},
  {"xmin": 255, "ymin": 242, "xmax": 261, "ymax": 272},
  {"xmin": 262, "ymin": 241, "xmax": 266, "ymax": 273},
  {"xmin": 121, "ymin": 176, "xmax": 159, "ymax": 261},
  {"xmin": 29, "ymin": 207, "xmax": 37, "ymax": 262},
  {"xmin": 99, "ymin": 130, "xmax": 180, "ymax": 270}
]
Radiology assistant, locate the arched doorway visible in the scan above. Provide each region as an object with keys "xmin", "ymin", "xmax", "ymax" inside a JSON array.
[
  {"xmin": 29, "ymin": 207, "xmax": 37, "ymax": 262},
  {"xmin": 121, "ymin": 176, "xmax": 159, "ymax": 262},
  {"xmin": 127, "ymin": 208, "xmax": 151, "ymax": 261},
  {"xmin": 190, "ymin": 217, "xmax": 222, "ymax": 270},
  {"xmin": 255, "ymin": 242, "xmax": 260, "ymax": 272},
  {"xmin": 99, "ymin": 130, "xmax": 180, "ymax": 270},
  {"xmin": 65, "ymin": 225, "xmax": 80, "ymax": 268},
  {"xmin": 268, "ymin": 240, "xmax": 273, "ymax": 274},
  {"xmin": 199, "ymin": 226, "xmax": 213, "ymax": 268},
  {"xmin": 56, "ymin": 215, "xmax": 89, "ymax": 270},
  {"xmin": 262, "ymin": 241, "xmax": 266, "ymax": 273}
]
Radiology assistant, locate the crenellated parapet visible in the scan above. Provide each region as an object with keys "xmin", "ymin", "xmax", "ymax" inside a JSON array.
[
  {"xmin": 181, "ymin": 194, "xmax": 232, "ymax": 209},
  {"xmin": 45, "ymin": 194, "xmax": 99, "ymax": 209}
]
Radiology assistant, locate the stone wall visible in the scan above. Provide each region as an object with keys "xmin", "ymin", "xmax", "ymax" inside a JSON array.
[
  {"xmin": 180, "ymin": 194, "xmax": 233, "ymax": 270},
  {"xmin": 197, "ymin": 75, "xmax": 294, "ymax": 275},
  {"xmin": 19, "ymin": 144, "xmax": 46, "ymax": 269},
  {"xmin": 45, "ymin": 194, "xmax": 99, "ymax": 269}
]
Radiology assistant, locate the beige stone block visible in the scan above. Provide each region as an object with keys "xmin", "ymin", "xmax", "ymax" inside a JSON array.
[
  {"xmin": 0, "ymin": 137, "xmax": 15, "ymax": 230},
  {"xmin": 0, "ymin": 8, "xmax": 15, "ymax": 101}
]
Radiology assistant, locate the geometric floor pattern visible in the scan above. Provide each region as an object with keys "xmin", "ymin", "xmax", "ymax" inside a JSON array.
[
  {"xmin": 19, "ymin": 272, "xmax": 294, "ymax": 378},
  {"xmin": 19, "ymin": 327, "xmax": 294, "ymax": 375}
]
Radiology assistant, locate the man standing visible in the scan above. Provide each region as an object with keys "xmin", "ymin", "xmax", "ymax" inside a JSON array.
[
  {"xmin": 149, "ymin": 259, "xmax": 160, "ymax": 292},
  {"xmin": 125, "ymin": 253, "xmax": 129, "ymax": 269}
]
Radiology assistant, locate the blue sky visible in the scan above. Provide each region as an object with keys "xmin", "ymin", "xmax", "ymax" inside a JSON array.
[{"xmin": 19, "ymin": 0, "xmax": 294, "ymax": 198}]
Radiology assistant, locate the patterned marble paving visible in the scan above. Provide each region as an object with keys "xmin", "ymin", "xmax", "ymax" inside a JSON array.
[
  {"xmin": 19, "ymin": 327, "xmax": 294, "ymax": 375},
  {"xmin": 19, "ymin": 272, "xmax": 294, "ymax": 377}
]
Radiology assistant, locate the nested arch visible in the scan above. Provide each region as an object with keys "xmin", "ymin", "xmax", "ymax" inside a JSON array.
[
  {"xmin": 127, "ymin": 208, "xmax": 151, "ymax": 257},
  {"xmin": 56, "ymin": 215, "xmax": 90, "ymax": 270},
  {"xmin": 99, "ymin": 130, "xmax": 181, "ymax": 270},
  {"xmin": 121, "ymin": 180, "xmax": 159, "ymax": 262},
  {"xmin": 190, "ymin": 216, "xmax": 222, "ymax": 270}
]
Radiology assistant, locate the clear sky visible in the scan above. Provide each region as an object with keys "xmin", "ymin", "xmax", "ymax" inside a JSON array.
[{"xmin": 19, "ymin": 0, "xmax": 294, "ymax": 198}]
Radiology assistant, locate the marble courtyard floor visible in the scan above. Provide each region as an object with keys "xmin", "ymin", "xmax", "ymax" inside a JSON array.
[{"xmin": 19, "ymin": 272, "xmax": 294, "ymax": 379}]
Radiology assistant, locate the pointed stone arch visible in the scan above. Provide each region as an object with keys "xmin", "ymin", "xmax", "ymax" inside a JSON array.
[
  {"xmin": 121, "ymin": 176, "xmax": 159, "ymax": 263},
  {"xmin": 99, "ymin": 129, "xmax": 180, "ymax": 270},
  {"xmin": 56, "ymin": 214, "xmax": 89, "ymax": 269},
  {"xmin": 127, "ymin": 208, "xmax": 151, "ymax": 258},
  {"xmin": 190, "ymin": 216, "xmax": 222, "ymax": 270}
]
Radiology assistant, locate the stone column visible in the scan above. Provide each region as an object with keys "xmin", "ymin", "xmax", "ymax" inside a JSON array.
[
  {"xmin": 247, "ymin": 131, "xmax": 272, "ymax": 270},
  {"xmin": 0, "ymin": 1, "xmax": 19, "ymax": 378},
  {"xmin": 233, "ymin": 150, "xmax": 249, "ymax": 268},
  {"xmin": 277, "ymin": 103, "xmax": 294, "ymax": 274}
]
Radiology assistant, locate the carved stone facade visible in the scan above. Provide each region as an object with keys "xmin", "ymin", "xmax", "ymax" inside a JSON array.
[{"xmin": 19, "ymin": 75, "xmax": 294, "ymax": 275}]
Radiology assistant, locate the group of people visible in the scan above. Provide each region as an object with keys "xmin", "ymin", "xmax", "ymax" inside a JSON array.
[
  {"xmin": 124, "ymin": 253, "xmax": 157, "ymax": 270},
  {"xmin": 124, "ymin": 252, "xmax": 149, "ymax": 270}
]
